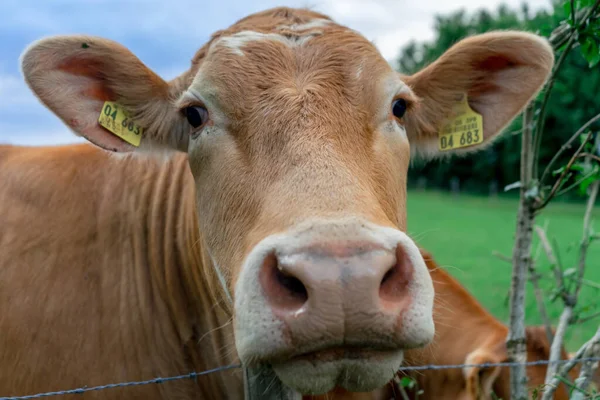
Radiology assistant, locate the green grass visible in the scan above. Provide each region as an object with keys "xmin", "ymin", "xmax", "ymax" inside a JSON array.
[{"xmin": 406, "ymin": 189, "xmax": 600, "ymax": 352}]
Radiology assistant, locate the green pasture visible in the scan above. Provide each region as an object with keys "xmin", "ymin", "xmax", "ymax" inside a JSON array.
[{"xmin": 407, "ymin": 190, "xmax": 600, "ymax": 352}]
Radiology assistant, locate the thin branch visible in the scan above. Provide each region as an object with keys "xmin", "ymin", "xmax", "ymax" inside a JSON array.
[
  {"xmin": 571, "ymin": 325, "xmax": 600, "ymax": 399},
  {"xmin": 537, "ymin": 131, "xmax": 594, "ymax": 210},
  {"xmin": 541, "ymin": 307, "xmax": 574, "ymax": 400},
  {"xmin": 573, "ymin": 180, "xmax": 599, "ymax": 300},
  {"xmin": 532, "ymin": 32, "xmax": 578, "ymax": 178},
  {"xmin": 579, "ymin": 278, "xmax": 600, "ymax": 290},
  {"xmin": 534, "ymin": 219, "xmax": 550, "ymax": 262},
  {"xmin": 530, "ymin": 225, "xmax": 557, "ymax": 344},
  {"xmin": 546, "ymin": 338, "xmax": 592, "ymax": 392},
  {"xmin": 535, "ymin": 225, "xmax": 559, "ymax": 266},
  {"xmin": 540, "ymin": 112, "xmax": 600, "ymax": 188},
  {"xmin": 542, "ymin": 178, "xmax": 599, "ymax": 399},
  {"xmin": 493, "ymin": 250, "xmax": 513, "ymax": 264},
  {"xmin": 534, "ymin": 0, "xmax": 600, "ymax": 179},
  {"xmin": 504, "ymin": 122, "xmax": 536, "ymax": 137},
  {"xmin": 577, "ymin": 152, "xmax": 600, "ymax": 163},
  {"xmin": 508, "ymin": 103, "xmax": 535, "ymax": 400},
  {"xmin": 535, "ymin": 225, "xmax": 567, "ymax": 299},
  {"xmin": 529, "ymin": 259, "xmax": 555, "ymax": 344},
  {"xmin": 556, "ymin": 170, "xmax": 597, "ymax": 198},
  {"xmin": 576, "ymin": 310, "xmax": 600, "ymax": 325}
]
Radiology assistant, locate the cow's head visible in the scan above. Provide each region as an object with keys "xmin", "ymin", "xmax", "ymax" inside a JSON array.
[
  {"xmin": 465, "ymin": 326, "xmax": 579, "ymax": 400},
  {"xmin": 20, "ymin": 7, "xmax": 553, "ymax": 395}
]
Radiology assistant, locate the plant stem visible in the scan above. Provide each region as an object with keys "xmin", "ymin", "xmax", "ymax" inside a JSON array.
[
  {"xmin": 545, "ymin": 337, "xmax": 590, "ymax": 392},
  {"xmin": 535, "ymin": 0, "xmax": 600, "ymax": 180},
  {"xmin": 571, "ymin": 325, "xmax": 600, "ymax": 399},
  {"xmin": 532, "ymin": 31, "xmax": 578, "ymax": 179},
  {"xmin": 541, "ymin": 177, "xmax": 599, "ymax": 399},
  {"xmin": 573, "ymin": 180, "xmax": 599, "ymax": 299},
  {"xmin": 507, "ymin": 103, "xmax": 535, "ymax": 400},
  {"xmin": 540, "ymin": 112, "xmax": 600, "ymax": 187},
  {"xmin": 537, "ymin": 131, "xmax": 594, "ymax": 210},
  {"xmin": 541, "ymin": 307, "xmax": 573, "ymax": 400}
]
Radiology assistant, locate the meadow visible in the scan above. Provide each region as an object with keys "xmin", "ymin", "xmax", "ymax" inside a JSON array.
[{"xmin": 406, "ymin": 190, "xmax": 600, "ymax": 352}]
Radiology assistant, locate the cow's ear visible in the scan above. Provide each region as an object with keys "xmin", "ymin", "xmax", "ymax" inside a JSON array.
[
  {"xmin": 463, "ymin": 348, "xmax": 504, "ymax": 399},
  {"xmin": 21, "ymin": 35, "xmax": 190, "ymax": 153},
  {"xmin": 525, "ymin": 326, "xmax": 581, "ymax": 378},
  {"xmin": 402, "ymin": 31, "xmax": 554, "ymax": 160}
]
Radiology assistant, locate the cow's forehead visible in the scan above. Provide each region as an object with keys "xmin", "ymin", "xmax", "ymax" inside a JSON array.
[
  {"xmin": 180, "ymin": 7, "xmax": 404, "ymax": 122},
  {"xmin": 185, "ymin": 9, "xmax": 398, "ymax": 104}
]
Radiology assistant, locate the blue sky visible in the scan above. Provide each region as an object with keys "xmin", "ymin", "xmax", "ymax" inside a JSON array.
[{"xmin": 1, "ymin": 0, "xmax": 551, "ymax": 147}]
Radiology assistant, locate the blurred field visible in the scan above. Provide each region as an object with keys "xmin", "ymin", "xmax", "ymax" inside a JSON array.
[{"xmin": 407, "ymin": 190, "xmax": 600, "ymax": 351}]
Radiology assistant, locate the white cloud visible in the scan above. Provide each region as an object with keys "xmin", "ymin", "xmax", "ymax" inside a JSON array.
[
  {"xmin": 157, "ymin": 65, "xmax": 189, "ymax": 81},
  {"xmin": 313, "ymin": 0, "xmax": 553, "ymax": 61},
  {"xmin": 0, "ymin": 73, "xmax": 37, "ymax": 109},
  {"xmin": 0, "ymin": 127, "xmax": 85, "ymax": 147}
]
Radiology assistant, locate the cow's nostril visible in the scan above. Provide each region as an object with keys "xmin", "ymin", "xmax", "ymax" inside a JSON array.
[
  {"xmin": 260, "ymin": 252, "xmax": 308, "ymax": 312},
  {"xmin": 380, "ymin": 268, "xmax": 394, "ymax": 286},
  {"xmin": 274, "ymin": 267, "xmax": 308, "ymax": 302},
  {"xmin": 379, "ymin": 245, "xmax": 412, "ymax": 305}
]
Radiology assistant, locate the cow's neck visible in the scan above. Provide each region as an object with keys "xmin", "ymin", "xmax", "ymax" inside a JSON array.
[
  {"xmin": 110, "ymin": 151, "xmax": 240, "ymax": 398},
  {"xmin": 404, "ymin": 255, "xmax": 506, "ymax": 365}
]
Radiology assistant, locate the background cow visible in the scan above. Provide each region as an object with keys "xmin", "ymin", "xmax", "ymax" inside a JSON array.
[
  {"xmin": 398, "ymin": 250, "xmax": 578, "ymax": 400},
  {"xmin": 2, "ymin": 6, "xmax": 553, "ymax": 399}
]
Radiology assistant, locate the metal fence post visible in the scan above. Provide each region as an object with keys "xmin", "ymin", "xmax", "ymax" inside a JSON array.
[{"xmin": 243, "ymin": 366, "xmax": 301, "ymax": 400}]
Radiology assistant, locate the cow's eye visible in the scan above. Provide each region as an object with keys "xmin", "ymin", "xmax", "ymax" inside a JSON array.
[
  {"xmin": 392, "ymin": 98, "xmax": 407, "ymax": 119},
  {"xmin": 184, "ymin": 106, "xmax": 209, "ymax": 129}
]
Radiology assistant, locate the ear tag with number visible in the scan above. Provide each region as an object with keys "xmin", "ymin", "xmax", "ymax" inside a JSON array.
[
  {"xmin": 98, "ymin": 101, "xmax": 143, "ymax": 147},
  {"xmin": 438, "ymin": 95, "xmax": 484, "ymax": 151}
]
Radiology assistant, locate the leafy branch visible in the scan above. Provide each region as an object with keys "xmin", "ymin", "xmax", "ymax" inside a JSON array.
[{"xmin": 506, "ymin": 0, "xmax": 600, "ymax": 398}]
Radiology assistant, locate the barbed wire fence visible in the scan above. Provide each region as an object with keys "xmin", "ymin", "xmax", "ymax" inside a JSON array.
[{"xmin": 2, "ymin": 357, "xmax": 600, "ymax": 400}]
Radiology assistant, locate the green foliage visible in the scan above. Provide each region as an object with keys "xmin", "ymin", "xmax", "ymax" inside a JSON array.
[
  {"xmin": 399, "ymin": 1, "xmax": 600, "ymax": 198},
  {"xmin": 573, "ymin": 0, "xmax": 600, "ymax": 67},
  {"xmin": 396, "ymin": 375, "xmax": 425, "ymax": 397},
  {"xmin": 551, "ymin": 132, "xmax": 600, "ymax": 196},
  {"xmin": 399, "ymin": 376, "xmax": 416, "ymax": 389}
]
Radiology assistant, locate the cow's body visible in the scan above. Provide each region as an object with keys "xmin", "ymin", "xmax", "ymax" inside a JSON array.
[
  {"xmin": 5, "ymin": 5, "xmax": 554, "ymax": 398},
  {"xmin": 0, "ymin": 144, "xmax": 240, "ymax": 399}
]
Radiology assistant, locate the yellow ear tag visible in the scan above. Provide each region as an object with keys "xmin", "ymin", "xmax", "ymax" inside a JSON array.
[
  {"xmin": 438, "ymin": 95, "xmax": 483, "ymax": 151},
  {"xmin": 97, "ymin": 101, "xmax": 143, "ymax": 147}
]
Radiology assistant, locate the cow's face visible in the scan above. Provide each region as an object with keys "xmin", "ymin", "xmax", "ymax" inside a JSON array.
[
  {"xmin": 21, "ymin": 7, "xmax": 553, "ymax": 395},
  {"xmin": 491, "ymin": 326, "xmax": 580, "ymax": 400}
]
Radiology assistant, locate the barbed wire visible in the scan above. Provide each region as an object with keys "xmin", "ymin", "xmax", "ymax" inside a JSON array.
[
  {"xmin": 398, "ymin": 357, "xmax": 600, "ymax": 371},
  {"xmin": 0, "ymin": 364, "xmax": 241, "ymax": 399},
  {"xmin": 2, "ymin": 357, "xmax": 600, "ymax": 399}
]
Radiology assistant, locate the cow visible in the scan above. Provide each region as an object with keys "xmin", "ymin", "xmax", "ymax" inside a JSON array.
[
  {"xmin": 398, "ymin": 250, "xmax": 579, "ymax": 400},
  {"xmin": 305, "ymin": 250, "xmax": 579, "ymax": 400},
  {"xmin": 3, "ymin": 6, "xmax": 553, "ymax": 399}
]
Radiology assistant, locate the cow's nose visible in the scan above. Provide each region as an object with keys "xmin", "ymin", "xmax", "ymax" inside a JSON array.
[{"xmin": 259, "ymin": 242, "xmax": 412, "ymax": 332}]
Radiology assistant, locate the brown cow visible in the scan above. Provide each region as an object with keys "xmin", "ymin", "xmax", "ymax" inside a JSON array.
[
  {"xmin": 398, "ymin": 250, "xmax": 578, "ymax": 400},
  {"xmin": 306, "ymin": 250, "xmax": 578, "ymax": 400},
  {"xmin": 3, "ymin": 6, "xmax": 553, "ymax": 399}
]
